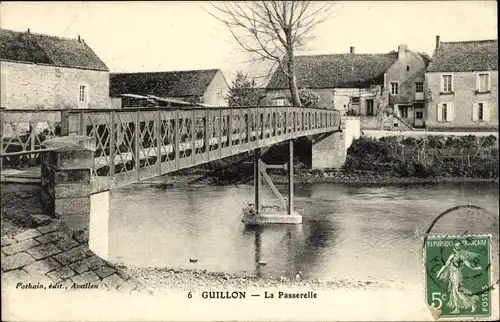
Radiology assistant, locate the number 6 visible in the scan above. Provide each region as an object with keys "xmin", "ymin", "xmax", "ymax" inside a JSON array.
[
  {"xmin": 431, "ymin": 292, "xmax": 442, "ymax": 309},
  {"xmin": 188, "ymin": 292, "xmax": 192, "ymax": 299}
]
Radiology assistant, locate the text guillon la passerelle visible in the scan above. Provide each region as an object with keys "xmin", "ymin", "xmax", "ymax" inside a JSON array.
[{"xmin": 200, "ymin": 291, "xmax": 318, "ymax": 299}]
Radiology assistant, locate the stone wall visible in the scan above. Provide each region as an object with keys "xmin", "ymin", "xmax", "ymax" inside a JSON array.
[
  {"xmin": 0, "ymin": 61, "xmax": 110, "ymax": 109},
  {"xmin": 425, "ymin": 71, "xmax": 498, "ymax": 130}
]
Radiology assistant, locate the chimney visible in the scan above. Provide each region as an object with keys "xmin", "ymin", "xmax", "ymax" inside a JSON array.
[
  {"xmin": 350, "ymin": 46, "xmax": 355, "ymax": 54},
  {"xmin": 27, "ymin": 28, "xmax": 30, "ymax": 34},
  {"xmin": 398, "ymin": 44, "xmax": 408, "ymax": 59},
  {"xmin": 78, "ymin": 35, "xmax": 81, "ymax": 42},
  {"xmin": 435, "ymin": 35, "xmax": 441, "ymax": 49}
]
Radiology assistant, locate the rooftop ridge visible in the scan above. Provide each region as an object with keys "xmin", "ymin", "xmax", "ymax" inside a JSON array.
[
  {"xmin": 441, "ymin": 39, "xmax": 498, "ymax": 44},
  {"xmin": 111, "ymin": 69, "xmax": 220, "ymax": 74},
  {"xmin": 296, "ymin": 52, "xmax": 398, "ymax": 58},
  {"xmin": 0, "ymin": 28, "xmax": 83, "ymax": 43}
]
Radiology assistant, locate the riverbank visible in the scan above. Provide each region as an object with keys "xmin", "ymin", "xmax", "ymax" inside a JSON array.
[
  {"xmin": 124, "ymin": 266, "xmax": 408, "ymax": 293},
  {"xmin": 140, "ymin": 170, "xmax": 499, "ymax": 188}
]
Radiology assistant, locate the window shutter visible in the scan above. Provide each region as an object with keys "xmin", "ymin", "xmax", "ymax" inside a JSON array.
[
  {"xmin": 483, "ymin": 102, "xmax": 491, "ymax": 122},
  {"xmin": 436, "ymin": 104, "xmax": 442, "ymax": 122},
  {"xmin": 472, "ymin": 103, "xmax": 478, "ymax": 121},
  {"xmin": 447, "ymin": 103, "xmax": 454, "ymax": 122}
]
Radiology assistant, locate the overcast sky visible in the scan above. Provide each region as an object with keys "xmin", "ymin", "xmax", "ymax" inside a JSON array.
[{"xmin": 1, "ymin": 1, "xmax": 497, "ymax": 85}]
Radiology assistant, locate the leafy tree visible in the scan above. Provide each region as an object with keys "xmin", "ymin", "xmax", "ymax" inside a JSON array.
[{"xmin": 226, "ymin": 71, "xmax": 261, "ymax": 107}]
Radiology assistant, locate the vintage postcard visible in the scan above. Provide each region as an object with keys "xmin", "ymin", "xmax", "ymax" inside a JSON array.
[{"xmin": 1, "ymin": 1, "xmax": 498, "ymax": 321}]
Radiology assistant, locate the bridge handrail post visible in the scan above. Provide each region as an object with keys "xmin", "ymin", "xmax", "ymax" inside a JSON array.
[
  {"xmin": 60, "ymin": 110, "xmax": 70, "ymax": 136},
  {"xmin": 109, "ymin": 111, "xmax": 115, "ymax": 176},
  {"xmin": 156, "ymin": 109, "xmax": 161, "ymax": 174},
  {"xmin": 204, "ymin": 109, "xmax": 210, "ymax": 159},
  {"xmin": 288, "ymin": 139, "xmax": 294, "ymax": 215},
  {"xmin": 79, "ymin": 111, "xmax": 85, "ymax": 135},
  {"xmin": 229, "ymin": 109, "xmax": 233, "ymax": 149},
  {"xmin": 218, "ymin": 109, "xmax": 222, "ymax": 158},
  {"xmin": 245, "ymin": 109, "xmax": 250, "ymax": 146},
  {"xmin": 191, "ymin": 109, "xmax": 196, "ymax": 164},
  {"xmin": 134, "ymin": 110, "xmax": 140, "ymax": 180},
  {"xmin": 175, "ymin": 109, "xmax": 180, "ymax": 170}
]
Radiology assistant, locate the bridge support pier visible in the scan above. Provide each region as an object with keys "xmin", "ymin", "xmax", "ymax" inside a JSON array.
[
  {"xmin": 242, "ymin": 139, "xmax": 302, "ymax": 225},
  {"xmin": 41, "ymin": 135, "xmax": 109, "ymax": 259}
]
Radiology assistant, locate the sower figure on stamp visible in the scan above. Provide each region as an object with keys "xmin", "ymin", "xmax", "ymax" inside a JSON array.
[{"xmin": 436, "ymin": 242, "xmax": 482, "ymax": 314}]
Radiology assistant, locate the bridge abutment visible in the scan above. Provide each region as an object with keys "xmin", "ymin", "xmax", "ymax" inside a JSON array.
[
  {"xmin": 40, "ymin": 136, "xmax": 109, "ymax": 258},
  {"xmin": 311, "ymin": 116, "xmax": 361, "ymax": 169}
]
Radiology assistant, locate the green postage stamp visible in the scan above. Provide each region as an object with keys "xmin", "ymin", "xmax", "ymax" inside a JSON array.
[{"xmin": 424, "ymin": 235, "xmax": 492, "ymax": 318}]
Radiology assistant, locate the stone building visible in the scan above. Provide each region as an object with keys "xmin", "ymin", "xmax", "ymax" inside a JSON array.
[
  {"xmin": 0, "ymin": 28, "xmax": 110, "ymax": 109},
  {"xmin": 425, "ymin": 36, "xmax": 498, "ymax": 131},
  {"xmin": 266, "ymin": 45, "xmax": 430, "ymax": 129},
  {"xmin": 109, "ymin": 69, "xmax": 229, "ymax": 107}
]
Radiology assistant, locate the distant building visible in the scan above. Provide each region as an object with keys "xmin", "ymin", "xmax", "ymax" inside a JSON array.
[
  {"xmin": 425, "ymin": 36, "xmax": 498, "ymax": 131},
  {"xmin": 266, "ymin": 45, "xmax": 429, "ymax": 129},
  {"xmin": 110, "ymin": 69, "xmax": 230, "ymax": 107},
  {"xmin": 0, "ymin": 28, "xmax": 110, "ymax": 109}
]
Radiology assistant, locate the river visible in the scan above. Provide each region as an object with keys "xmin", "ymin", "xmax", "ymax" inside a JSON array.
[{"xmin": 109, "ymin": 181, "xmax": 499, "ymax": 287}]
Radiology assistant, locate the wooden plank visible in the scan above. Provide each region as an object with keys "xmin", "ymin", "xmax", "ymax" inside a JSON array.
[{"xmin": 260, "ymin": 160, "xmax": 287, "ymax": 210}]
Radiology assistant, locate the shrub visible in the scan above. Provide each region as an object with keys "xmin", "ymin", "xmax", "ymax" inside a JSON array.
[{"xmin": 298, "ymin": 88, "xmax": 320, "ymax": 108}]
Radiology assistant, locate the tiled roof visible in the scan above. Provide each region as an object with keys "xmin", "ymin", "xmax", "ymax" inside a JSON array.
[
  {"xmin": 266, "ymin": 53, "xmax": 398, "ymax": 89},
  {"xmin": 110, "ymin": 69, "xmax": 220, "ymax": 98},
  {"xmin": 427, "ymin": 39, "xmax": 498, "ymax": 72},
  {"xmin": 0, "ymin": 28, "xmax": 109, "ymax": 71}
]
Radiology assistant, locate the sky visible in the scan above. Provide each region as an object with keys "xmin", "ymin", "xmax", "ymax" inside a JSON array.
[{"xmin": 0, "ymin": 1, "xmax": 497, "ymax": 86}]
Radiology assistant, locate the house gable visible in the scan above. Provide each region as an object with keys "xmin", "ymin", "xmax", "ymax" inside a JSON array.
[
  {"xmin": 385, "ymin": 47, "xmax": 428, "ymax": 104},
  {"xmin": 203, "ymin": 70, "xmax": 230, "ymax": 106}
]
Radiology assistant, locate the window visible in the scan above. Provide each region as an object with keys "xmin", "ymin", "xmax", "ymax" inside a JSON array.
[
  {"xmin": 406, "ymin": 66, "xmax": 410, "ymax": 71},
  {"xmin": 399, "ymin": 105, "xmax": 409, "ymax": 118},
  {"xmin": 473, "ymin": 102, "xmax": 490, "ymax": 122},
  {"xmin": 437, "ymin": 102, "xmax": 454, "ymax": 122},
  {"xmin": 416, "ymin": 111, "xmax": 423, "ymax": 119},
  {"xmin": 441, "ymin": 75, "xmax": 453, "ymax": 93},
  {"xmin": 390, "ymin": 82, "xmax": 399, "ymax": 95},
  {"xmin": 351, "ymin": 97, "xmax": 360, "ymax": 104},
  {"xmin": 79, "ymin": 85, "xmax": 87, "ymax": 103},
  {"xmin": 477, "ymin": 73, "xmax": 490, "ymax": 92},
  {"xmin": 366, "ymin": 99, "xmax": 374, "ymax": 116},
  {"xmin": 415, "ymin": 82, "xmax": 424, "ymax": 93},
  {"xmin": 274, "ymin": 98, "xmax": 285, "ymax": 106}
]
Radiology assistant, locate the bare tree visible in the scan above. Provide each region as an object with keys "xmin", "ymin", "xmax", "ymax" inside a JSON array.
[{"xmin": 207, "ymin": 1, "xmax": 333, "ymax": 106}]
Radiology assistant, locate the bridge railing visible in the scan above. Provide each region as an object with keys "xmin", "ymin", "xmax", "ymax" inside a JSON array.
[{"xmin": 1, "ymin": 106, "xmax": 340, "ymax": 188}]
